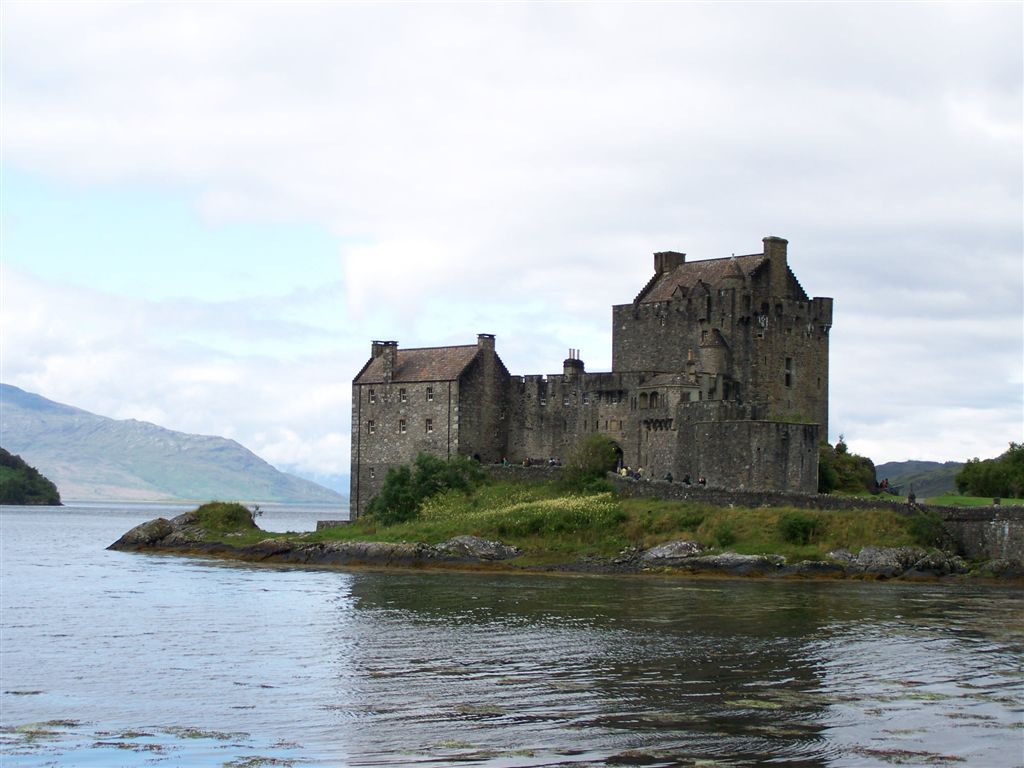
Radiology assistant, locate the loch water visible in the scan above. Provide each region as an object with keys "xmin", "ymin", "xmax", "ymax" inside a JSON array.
[{"xmin": 1, "ymin": 504, "xmax": 1022, "ymax": 767}]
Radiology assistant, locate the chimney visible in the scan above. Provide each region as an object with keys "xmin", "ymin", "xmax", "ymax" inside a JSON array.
[
  {"xmin": 763, "ymin": 236, "xmax": 788, "ymax": 297},
  {"xmin": 375, "ymin": 340, "xmax": 398, "ymax": 382},
  {"xmin": 477, "ymin": 333, "xmax": 495, "ymax": 352},
  {"xmin": 654, "ymin": 251, "xmax": 685, "ymax": 273},
  {"xmin": 563, "ymin": 348, "xmax": 585, "ymax": 377}
]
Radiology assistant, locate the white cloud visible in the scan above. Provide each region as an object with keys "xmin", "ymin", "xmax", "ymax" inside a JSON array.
[{"xmin": 1, "ymin": 1, "xmax": 1020, "ymax": 472}]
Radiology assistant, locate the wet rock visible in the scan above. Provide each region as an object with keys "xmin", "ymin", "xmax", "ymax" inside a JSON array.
[
  {"xmin": 784, "ymin": 560, "xmax": 847, "ymax": 578},
  {"xmin": 908, "ymin": 550, "xmax": 969, "ymax": 577},
  {"xmin": 639, "ymin": 540, "xmax": 703, "ymax": 564},
  {"xmin": 676, "ymin": 552, "xmax": 785, "ymax": 576},
  {"xmin": 435, "ymin": 535, "xmax": 521, "ymax": 561},
  {"xmin": 108, "ymin": 518, "xmax": 174, "ymax": 550},
  {"xmin": 832, "ymin": 546, "xmax": 929, "ymax": 578},
  {"xmin": 973, "ymin": 558, "xmax": 1024, "ymax": 579}
]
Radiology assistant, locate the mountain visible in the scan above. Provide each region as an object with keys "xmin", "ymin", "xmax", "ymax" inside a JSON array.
[
  {"xmin": 875, "ymin": 460, "xmax": 964, "ymax": 499},
  {"xmin": 0, "ymin": 383, "xmax": 344, "ymax": 503}
]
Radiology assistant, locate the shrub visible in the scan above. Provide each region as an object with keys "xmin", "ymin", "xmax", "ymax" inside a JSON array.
[
  {"xmin": 714, "ymin": 522, "xmax": 737, "ymax": 547},
  {"xmin": 195, "ymin": 501, "xmax": 258, "ymax": 532},
  {"xmin": 562, "ymin": 434, "xmax": 620, "ymax": 491},
  {"xmin": 368, "ymin": 453, "xmax": 485, "ymax": 526},
  {"xmin": 778, "ymin": 511, "xmax": 819, "ymax": 545},
  {"xmin": 908, "ymin": 509, "xmax": 950, "ymax": 549}
]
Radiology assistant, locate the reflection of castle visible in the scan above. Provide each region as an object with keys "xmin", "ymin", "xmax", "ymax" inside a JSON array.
[{"xmin": 350, "ymin": 236, "xmax": 832, "ymax": 516}]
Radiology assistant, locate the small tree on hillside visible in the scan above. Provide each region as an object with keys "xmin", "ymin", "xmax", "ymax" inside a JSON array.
[
  {"xmin": 563, "ymin": 434, "xmax": 620, "ymax": 491},
  {"xmin": 818, "ymin": 437, "xmax": 876, "ymax": 494}
]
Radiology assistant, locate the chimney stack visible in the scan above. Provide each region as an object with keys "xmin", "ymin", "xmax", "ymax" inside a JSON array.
[
  {"xmin": 654, "ymin": 251, "xmax": 686, "ymax": 273},
  {"xmin": 763, "ymin": 236, "xmax": 788, "ymax": 297}
]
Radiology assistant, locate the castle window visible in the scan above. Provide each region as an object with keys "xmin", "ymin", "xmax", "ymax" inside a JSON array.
[
  {"xmin": 426, "ymin": 386, "xmax": 434, "ymax": 401},
  {"xmin": 425, "ymin": 418, "xmax": 433, "ymax": 434},
  {"xmin": 650, "ymin": 392, "xmax": 659, "ymax": 408},
  {"xmin": 701, "ymin": 330, "xmax": 708, "ymax": 342},
  {"xmin": 399, "ymin": 388, "xmax": 407, "ymax": 403},
  {"xmin": 368, "ymin": 420, "xmax": 375, "ymax": 434},
  {"xmin": 399, "ymin": 418, "xmax": 407, "ymax": 434},
  {"xmin": 582, "ymin": 393, "xmax": 590, "ymax": 405},
  {"xmin": 785, "ymin": 357, "xmax": 793, "ymax": 388},
  {"xmin": 369, "ymin": 388, "xmax": 376, "ymax": 403},
  {"xmin": 639, "ymin": 393, "xmax": 648, "ymax": 409},
  {"xmin": 369, "ymin": 467, "xmax": 375, "ymax": 479},
  {"xmin": 562, "ymin": 394, "xmax": 569, "ymax": 406}
]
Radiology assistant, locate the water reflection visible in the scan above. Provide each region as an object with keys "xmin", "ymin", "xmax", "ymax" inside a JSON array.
[{"xmin": 3, "ymin": 506, "xmax": 1022, "ymax": 767}]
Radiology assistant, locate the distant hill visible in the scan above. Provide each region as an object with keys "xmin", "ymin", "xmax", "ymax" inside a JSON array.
[
  {"xmin": 0, "ymin": 383, "xmax": 344, "ymax": 503},
  {"xmin": 875, "ymin": 460, "xmax": 964, "ymax": 499},
  {"xmin": 0, "ymin": 447, "xmax": 62, "ymax": 505}
]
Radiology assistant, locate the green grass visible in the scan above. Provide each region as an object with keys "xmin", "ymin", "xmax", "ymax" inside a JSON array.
[
  {"xmin": 186, "ymin": 482, "xmax": 965, "ymax": 565},
  {"xmin": 265, "ymin": 482, "xmax": 936, "ymax": 564}
]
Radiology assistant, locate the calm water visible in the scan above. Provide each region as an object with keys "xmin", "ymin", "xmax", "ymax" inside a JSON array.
[{"xmin": 1, "ymin": 504, "xmax": 1022, "ymax": 767}]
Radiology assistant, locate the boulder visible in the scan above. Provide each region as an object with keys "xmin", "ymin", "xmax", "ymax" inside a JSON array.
[
  {"xmin": 434, "ymin": 535, "xmax": 521, "ymax": 561},
  {"xmin": 108, "ymin": 517, "xmax": 174, "ymax": 549},
  {"xmin": 640, "ymin": 540, "xmax": 703, "ymax": 564}
]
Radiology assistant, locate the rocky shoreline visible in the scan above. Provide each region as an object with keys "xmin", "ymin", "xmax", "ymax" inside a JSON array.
[{"xmin": 109, "ymin": 510, "xmax": 1024, "ymax": 582}]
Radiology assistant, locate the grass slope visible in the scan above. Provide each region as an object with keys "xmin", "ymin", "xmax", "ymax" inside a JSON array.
[{"xmin": 218, "ymin": 481, "xmax": 945, "ymax": 566}]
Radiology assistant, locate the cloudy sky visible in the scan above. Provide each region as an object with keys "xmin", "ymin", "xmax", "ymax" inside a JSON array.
[{"xmin": 2, "ymin": 1, "xmax": 1021, "ymax": 490}]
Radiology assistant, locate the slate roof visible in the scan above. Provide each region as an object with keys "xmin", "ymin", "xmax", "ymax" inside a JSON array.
[
  {"xmin": 354, "ymin": 345, "xmax": 480, "ymax": 384},
  {"xmin": 638, "ymin": 373, "xmax": 700, "ymax": 389},
  {"xmin": 635, "ymin": 253, "xmax": 766, "ymax": 303}
]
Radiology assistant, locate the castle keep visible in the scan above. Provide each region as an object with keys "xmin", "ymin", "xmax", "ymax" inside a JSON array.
[{"xmin": 350, "ymin": 236, "xmax": 832, "ymax": 516}]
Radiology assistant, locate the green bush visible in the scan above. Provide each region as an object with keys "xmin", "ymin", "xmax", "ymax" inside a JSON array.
[
  {"xmin": 368, "ymin": 453, "xmax": 485, "ymax": 526},
  {"xmin": 908, "ymin": 509, "xmax": 950, "ymax": 549},
  {"xmin": 714, "ymin": 522, "xmax": 737, "ymax": 547},
  {"xmin": 194, "ymin": 501, "xmax": 258, "ymax": 532},
  {"xmin": 562, "ymin": 434, "xmax": 620, "ymax": 491},
  {"xmin": 778, "ymin": 511, "xmax": 819, "ymax": 545}
]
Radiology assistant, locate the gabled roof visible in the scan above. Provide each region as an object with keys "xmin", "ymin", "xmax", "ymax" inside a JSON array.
[
  {"xmin": 636, "ymin": 253, "xmax": 766, "ymax": 304},
  {"xmin": 354, "ymin": 345, "xmax": 480, "ymax": 384}
]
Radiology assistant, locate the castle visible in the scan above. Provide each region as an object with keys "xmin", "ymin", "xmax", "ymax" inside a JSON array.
[{"xmin": 350, "ymin": 236, "xmax": 832, "ymax": 516}]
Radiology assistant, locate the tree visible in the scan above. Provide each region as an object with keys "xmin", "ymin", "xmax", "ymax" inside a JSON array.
[
  {"xmin": 563, "ymin": 434, "xmax": 620, "ymax": 491},
  {"xmin": 366, "ymin": 453, "xmax": 485, "ymax": 525},
  {"xmin": 956, "ymin": 443, "xmax": 1024, "ymax": 498},
  {"xmin": 818, "ymin": 438, "xmax": 876, "ymax": 494}
]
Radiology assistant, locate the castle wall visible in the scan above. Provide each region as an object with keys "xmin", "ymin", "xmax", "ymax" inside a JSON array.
[
  {"xmin": 351, "ymin": 236, "xmax": 831, "ymax": 514},
  {"xmin": 691, "ymin": 420, "xmax": 819, "ymax": 492},
  {"xmin": 455, "ymin": 347, "xmax": 510, "ymax": 463},
  {"xmin": 350, "ymin": 379, "xmax": 461, "ymax": 515}
]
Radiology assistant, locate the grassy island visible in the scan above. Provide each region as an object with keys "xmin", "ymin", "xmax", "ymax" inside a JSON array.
[
  {"xmin": 0, "ymin": 447, "xmax": 61, "ymax": 505},
  {"xmin": 110, "ymin": 448, "xmax": 1022, "ymax": 581}
]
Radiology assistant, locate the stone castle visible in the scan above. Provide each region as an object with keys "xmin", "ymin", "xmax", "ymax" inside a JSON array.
[{"xmin": 350, "ymin": 236, "xmax": 833, "ymax": 516}]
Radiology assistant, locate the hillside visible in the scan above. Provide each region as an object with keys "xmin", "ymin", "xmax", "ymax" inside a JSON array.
[
  {"xmin": 875, "ymin": 460, "xmax": 964, "ymax": 499},
  {"xmin": 0, "ymin": 447, "xmax": 61, "ymax": 505},
  {"xmin": 0, "ymin": 384, "xmax": 343, "ymax": 503}
]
